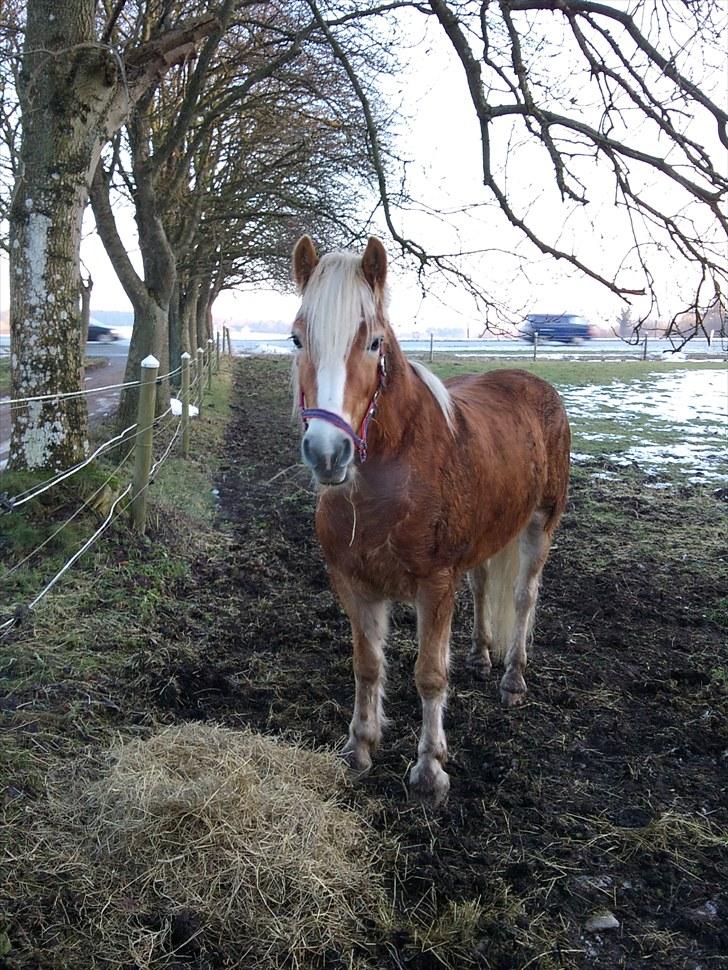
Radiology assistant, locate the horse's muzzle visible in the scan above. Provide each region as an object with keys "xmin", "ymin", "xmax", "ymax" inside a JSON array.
[{"xmin": 302, "ymin": 428, "xmax": 354, "ymax": 485}]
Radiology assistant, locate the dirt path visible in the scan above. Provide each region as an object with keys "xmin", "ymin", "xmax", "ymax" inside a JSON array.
[{"xmin": 141, "ymin": 358, "xmax": 727, "ymax": 970}]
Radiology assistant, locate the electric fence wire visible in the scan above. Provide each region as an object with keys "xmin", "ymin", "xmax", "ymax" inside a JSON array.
[
  {"xmin": 4, "ymin": 421, "xmax": 139, "ymax": 509},
  {"xmin": 2, "ymin": 363, "xmax": 185, "ymax": 407},
  {"xmin": 0, "ymin": 483, "xmax": 133, "ymax": 638},
  {"xmin": 2, "ymin": 442, "xmax": 137, "ymax": 581},
  {"xmin": 5, "ymin": 403, "xmax": 178, "ymax": 511},
  {"xmin": 0, "ymin": 419, "xmax": 183, "ymax": 640}
]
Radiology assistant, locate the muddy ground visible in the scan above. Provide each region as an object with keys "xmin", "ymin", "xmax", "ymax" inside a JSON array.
[
  {"xmin": 131, "ymin": 358, "xmax": 726, "ymax": 970},
  {"xmin": 2, "ymin": 356, "xmax": 726, "ymax": 969}
]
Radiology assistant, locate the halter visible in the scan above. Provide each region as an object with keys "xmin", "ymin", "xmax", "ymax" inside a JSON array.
[{"xmin": 300, "ymin": 344, "xmax": 387, "ymax": 463}]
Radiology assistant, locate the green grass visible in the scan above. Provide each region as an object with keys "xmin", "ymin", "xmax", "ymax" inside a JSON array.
[
  {"xmin": 424, "ymin": 356, "xmax": 728, "ymax": 480},
  {"xmin": 0, "ymin": 362, "xmax": 234, "ymax": 800},
  {"xmin": 423, "ymin": 355, "xmax": 724, "ymax": 387}
]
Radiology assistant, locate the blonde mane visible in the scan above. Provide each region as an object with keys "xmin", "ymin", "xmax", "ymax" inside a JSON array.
[{"xmin": 300, "ymin": 252, "xmax": 377, "ymax": 368}]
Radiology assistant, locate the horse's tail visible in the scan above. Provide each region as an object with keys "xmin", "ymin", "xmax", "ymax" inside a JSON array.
[{"xmin": 485, "ymin": 537, "xmax": 524, "ymax": 663}]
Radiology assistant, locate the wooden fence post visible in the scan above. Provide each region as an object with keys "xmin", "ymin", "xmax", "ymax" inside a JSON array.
[
  {"xmin": 216, "ymin": 331, "xmax": 221, "ymax": 372},
  {"xmin": 131, "ymin": 355, "xmax": 159, "ymax": 533},
  {"xmin": 642, "ymin": 334, "xmax": 648, "ymax": 360},
  {"xmin": 207, "ymin": 337, "xmax": 214, "ymax": 390},
  {"xmin": 429, "ymin": 332, "xmax": 434, "ymax": 363},
  {"xmin": 533, "ymin": 331, "xmax": 539, "ymax": 360},
  {"xmin": 181, "ymin": 352, "xmax": 191, "ymax": 458},
  {"xmin": 197, "ymin": 347, "xmax": 205, "ymax": 417},
  {"xmin": 226, "ymin": 326, "xmax": 232, "ymax": 357}
]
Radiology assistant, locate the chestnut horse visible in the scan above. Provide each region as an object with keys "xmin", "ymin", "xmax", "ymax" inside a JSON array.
[{"xmin": 291, "ymin": 235, "xmax": 570, "ymax": 804}]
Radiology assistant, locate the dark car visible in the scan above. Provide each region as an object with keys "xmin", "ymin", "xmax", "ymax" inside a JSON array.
[
  {"xmin": 520, "ymin": 313, "xmax": 591, "ymax": 344},
  {"xmin": 87, "ymin": 323, "xmax": 120, "ymax": 343}
]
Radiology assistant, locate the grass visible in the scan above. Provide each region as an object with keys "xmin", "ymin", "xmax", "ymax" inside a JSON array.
[
  {"xmin": 422, "ymin": 355, "xmax": 728, "ymax": 480},
  {"xmin": 420, "ymin": 355, "xmax": 724, "ymax": 386},
  {"xmin": 0, "ymin": 362, "xmax": 235, "ymax": 801}
]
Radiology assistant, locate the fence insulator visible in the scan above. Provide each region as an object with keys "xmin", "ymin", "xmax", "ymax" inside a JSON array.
[
  {"xmin": 181, "ymin": 352, "xmax": 191, "ymax": 458},
  {"xmin": 131, "ymin": 355, "xmax": 159, "ymax": 533}
]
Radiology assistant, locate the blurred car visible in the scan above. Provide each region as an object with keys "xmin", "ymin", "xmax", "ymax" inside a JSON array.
[
  {"xmin": 87, "ymin": 323, "xmax": 120, "ymax": 343},
  {"xmin": 520, "ymin": 313, "xmax": 591, "ymax": 344}
]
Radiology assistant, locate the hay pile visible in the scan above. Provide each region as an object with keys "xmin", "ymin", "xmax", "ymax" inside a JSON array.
[{"xmin": 7, "ymin": 723, "xmax": 392, "ymax": 968}]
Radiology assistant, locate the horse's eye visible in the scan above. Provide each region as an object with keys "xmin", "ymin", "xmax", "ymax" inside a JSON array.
[
  {"xmin": 291, "ymin": 333, "xmax": 302, "ymax": 350},
  {"xmin": 369, "ymin": 337, "xmax": 382, "ymax": 353}
]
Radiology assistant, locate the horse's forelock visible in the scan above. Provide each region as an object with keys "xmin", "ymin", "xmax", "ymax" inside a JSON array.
[{"xmin": 300, "ymin": 252, "xmax": 383, "ymax": 367}]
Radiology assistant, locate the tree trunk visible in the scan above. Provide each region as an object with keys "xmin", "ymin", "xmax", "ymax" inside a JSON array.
[
  {"xmin": 168, "ymin": 281, "xmax": 182, "ymax": 385},
  {"xmin": 90, "ymin": 160, "xmax": 173, "ymax": 428},
  {"xmin": 183, "ymin": 280, "xmax": 200, "ymax": 358},
  {"xmin": 8, "ymin": 4, "xmax": 221, "ymax": 470},
  {"xmin": 80, "ymin": 276, "xmax": 93, "ymax": 348},
  {"xmin": 8, "ymin": 0, "xmax": 116, "ymax": 470},
  {"xmin": 196, "ymin": 285, "xmax": 210, "ymax": 351}
]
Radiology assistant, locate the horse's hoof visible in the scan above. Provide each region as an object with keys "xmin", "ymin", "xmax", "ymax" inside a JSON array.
[
  {"xmin": 500, "ymin": 670, "xmax": 527, "ymax": 707},
  {"xmin": 466, "ymin": 655, "xmax": 492, "ymax": 681},
  {"xmin": 500, "ymin": 688, "xmax": 526, "ymax": 708},
  {"xmin": 408, "ymin": 761, "xmax": 450, "ymax": 807},
  {"xmin": 340, "ymin": 741, "xmax": 372, "ymax": 775}
]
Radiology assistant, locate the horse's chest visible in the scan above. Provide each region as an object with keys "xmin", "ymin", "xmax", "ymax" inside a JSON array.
[{"xmin": 315, "ymin": 483, "xmax": 468, "ymax": 600}]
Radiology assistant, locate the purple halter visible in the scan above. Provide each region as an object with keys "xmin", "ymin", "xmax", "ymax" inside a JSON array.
[{"xmin": 300, "ymin": 347, "xmax": 387, "ymax": 463}]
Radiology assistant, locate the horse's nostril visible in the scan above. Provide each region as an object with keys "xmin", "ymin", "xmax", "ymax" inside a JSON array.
[
  {"xmin": 302, "ymin": 435, "xmax": 314, "ymax": 465},
  {"xmin": 337, "ymin": 436, "xmax": 354, "ymax": 466}
]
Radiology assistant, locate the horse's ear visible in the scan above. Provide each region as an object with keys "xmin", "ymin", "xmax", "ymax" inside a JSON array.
[
  {"xmin": 362, "ymin": 236, "xmax": 387, "ymax": 293},
  {"xmin": 292, "ymin": 235, "xmax": 319, "ymax": 291}
]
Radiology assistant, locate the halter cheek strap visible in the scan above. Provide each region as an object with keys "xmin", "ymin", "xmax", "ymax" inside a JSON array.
[{"xmin": 300, "ymin": 346, "xmax": 387, "ymax": 463}]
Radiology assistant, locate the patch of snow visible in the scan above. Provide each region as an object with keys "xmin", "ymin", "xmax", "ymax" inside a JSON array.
[{"xmin": 170, "ymin": 397, "xmax": 199, "ymax": 417}]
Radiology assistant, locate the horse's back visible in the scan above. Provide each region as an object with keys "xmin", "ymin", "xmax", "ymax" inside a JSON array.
[{"xmin": 446, "ymin": 368, "xmax": 570, "ymax": 529}]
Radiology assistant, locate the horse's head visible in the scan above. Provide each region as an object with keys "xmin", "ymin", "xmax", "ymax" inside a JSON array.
[{"xmin": 291, "ymin": 235, "xmax": 389, "ymax": 486}]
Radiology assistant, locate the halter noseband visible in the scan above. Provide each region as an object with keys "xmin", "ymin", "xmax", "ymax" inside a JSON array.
[{"xmin": 300, "ymin": 345, "xmax": 387, "ymax": 463}]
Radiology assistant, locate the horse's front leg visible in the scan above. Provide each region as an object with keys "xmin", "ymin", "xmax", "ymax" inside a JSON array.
[
  {"xmin": 410, "ymin": 576, "xmax": 455, "ymax": 806},
  {"xmin": 331, "ymin": 572, "xmax": 389, "ymax": 773}
]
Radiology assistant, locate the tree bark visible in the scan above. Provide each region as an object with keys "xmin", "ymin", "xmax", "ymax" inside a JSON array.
[
  {"xmin": 90, "ymin": 160, "xmax": 174, "ymax": 427},
  {"xmin": 8, "ymin": 3, "xmax": 220, "ymax": 469},
  {"xmin": 168, "ymin": 281, "xmax": 182, "ymax": 383},
  {"xmin": 80, "ymin": 276, "xmax": 93, "ymax": 349},
  {"xmin": 8, "ymin": 0, "xmax": 118, "ymax": 469}
]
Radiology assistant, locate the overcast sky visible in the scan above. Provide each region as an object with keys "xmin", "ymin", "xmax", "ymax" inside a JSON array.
[{"xmin": 1, "ymin": 3, "xmax": 724, "ymax": 337}]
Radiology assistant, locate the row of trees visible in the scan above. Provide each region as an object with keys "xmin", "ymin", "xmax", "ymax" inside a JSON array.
[
  {"xmin": 2, "ymin": 0, "xmax": 726, "ymax": 470},
  {"xmin": 2, "ymin": 1, "xmax": 389, "ymax": 465}
]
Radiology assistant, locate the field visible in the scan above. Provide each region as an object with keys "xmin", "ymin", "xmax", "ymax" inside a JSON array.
[{"xmin": 1, "ymin": 355, "xmax": 726, "ymax": 969}]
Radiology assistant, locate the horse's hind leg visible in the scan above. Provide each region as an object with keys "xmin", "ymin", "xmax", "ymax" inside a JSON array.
[
  {"xmin": 467, "ymin": 562, "xmax": 493, "ymax": 680},
  {"xmin": 333, "ymin": 576, "xmax": 389, "ymax": 773},
  {"xmin": 500, "ymin": 510, "xmax": 552, "ymax": 708},
  {"xmin": 410, "ymin": 576, "xmax": 455, "ymax": 806}
]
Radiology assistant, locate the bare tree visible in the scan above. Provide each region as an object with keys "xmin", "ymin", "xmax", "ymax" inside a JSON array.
[
  {"xmin": 312, "ymin": 0, "xmax": 727, "ymax": 340},
  {"xmin": 91, "ymin": 0, "xmax": 385, "ymax": 424},
  {"xmin": 5, "ymin": 0, "xmax": 220, "ymax": 470}
]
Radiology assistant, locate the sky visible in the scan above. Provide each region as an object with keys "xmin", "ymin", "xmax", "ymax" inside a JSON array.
[{"xmin": 1, "ymin": 3, "xmax": 724, "ymax": 338}]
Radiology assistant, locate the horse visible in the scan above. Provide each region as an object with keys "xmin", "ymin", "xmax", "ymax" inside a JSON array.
[{"xmin": 290, "ymin": 235, "xmax": 570, "ymax": 805}]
